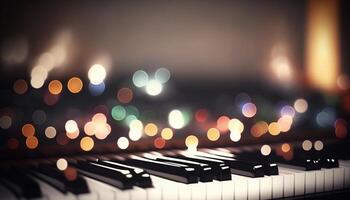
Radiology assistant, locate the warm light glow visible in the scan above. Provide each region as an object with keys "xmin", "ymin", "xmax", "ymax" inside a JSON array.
[
  {"xmin": 13, "ymin": 79, "xmax": 28, "ymax": 95},
  {"xmin": 314, "ymin": 140, "xmax": 324, "ymax": 151},
  {"xmin": 145, "ymin": 79, "xmax": 163, "ymax": 96},
  {"xmin": 30, "ymin": 66, "xmax": 48, "ymax": 89},
  {"xmin": 67, "ymin": 77, "xmax": 83, "ymax": 93},
  {"xmin": 217, "ymin": 116, "xmax": 230, "ymax": 132},
  {"xmin": 195, "ymin": 109, "xmax": 208, "ymax": 123},
  {"xmin": 277, "ymin": 115, "xmax": 293, "ymax": 132},
  {"xmin": 242, "ymin": 103, "xmax": 257, "ymax": 118},
  {"xmin": 250, "ymin": 121, "xmax": 268, "ymax": 137},
  {"xmin": 230, "ymin": 131, "xmax": 241, "ymax": 142},
  {"xmin": 48, "ymin": 80, "xmax": 63, "ymax": 95},
  {"xmin": 80, "ymin": 136, "xmax": 94, "ymax": 151},
  {"xmin": 56, "ymin": 158, "xmax": 68, "ymax": 171},
  {"xmin": 45, "ymin": 126, "xmax": 57, "ymax": 139},
  {"xmin": 306, "ymin": 0, "xmax": 340, "ymax": 91},
  {"xmin": 154, "ymin": 137, "xmax": 166, "ymax": 149},
  {"xmin": 268, "ymin": 122, "xmax": 280, "ymax": 136},
  {"xmin": 281, "ymin": 143, "xmax": 291, "ymax": 153},
  {"xmin": 144, "ymin": 123, "xmax": 158, "ymax": 136},
  {"xmin": 93, "ymin": 113, "xmax": 107, "ymax": 124},
  {"xmin": 228, "ymin": 118, "xmax": 244, "ymax": 134},
  {"xmin": 294, "ymin": 98, "xmax": 308, "ymax": 113},
  {"xmin": 161, "ymin": 128, "xmax": 174, "ymax": 140},
  {"xmin": 22, "ymin": 123, "xmax": 35, "ymax": 137},
  {"xmin": 26, "ymin": 136, "xmax": 39, "ymax": 149},
  {"xmin": 185, "ymin": 135, "xmax": 199, "ymax": 149},
  {"xmin": 261, "ymin": 144, "xmax": 271, "ymax": 156},
  {"xmin": 117, "ymin": 87, "xmax": 133, "ymax": 104},
  {"xmin": 302, "ymin": 140, "xmax": 313, "ymax": 151},
  {"xmin": 84, "ymin": 121, "xmax": 95, "ymax": 136},
  {"xmin": 88, "ymin": 64, "xmax": 106, "ymax": 85},
  {"xmin": 65, "ymin": 120, "xmax": 78, "ymax": 133},
  {"xmin": 117, "ymin": 137, "xmax": 129, "ymax": 150},
  {"xmin": 168, "ymin": 109, "xmax": 185, "ymax": 129},
  {"xmin": 334, "ymin": 119, "xmax": 347, "ymax": 138},
  {"xmin": 207, "ymin": 128, "xmax": 220, "ymax": 141},
  {"xmin": 129, "ymin": 119, "xmax": 143, "ymax": 141},
  {"xmin": 66, "ymin": 129, "xmax": 80, "ymax": 139}
]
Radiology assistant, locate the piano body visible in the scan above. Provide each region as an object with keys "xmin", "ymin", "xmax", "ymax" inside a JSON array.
[{"xmin": 1, "ymin": 0, "xmax": 350, "ymax": 199}]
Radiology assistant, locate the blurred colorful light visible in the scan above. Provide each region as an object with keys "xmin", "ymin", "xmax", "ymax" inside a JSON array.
[
  {"xmin": 117, "ymin": 137, "xmax": 129, "ymax": 149},
  {"xmin": 132, "ymin": 70, "xmax": 149, "ymax": 88},
  {"xmin": 242, "ymin": 103, "xmax": 257, "ymax": 118},
  {"xmin": 88, "ymin": 64, "xmax": 106, "ymax": 85},
  {"xmin": 67, "ymin": 77, "xmax": 83, "ymax": 94},
  {"xmin": 207, "ymin": 128, "xmax": 220, "ymax": 141},
  {"xmin": 168, "ymin": 109, "xmax": 185, "ymax": 129},
  {"xmin": 294, "ymin": 98, "xmax": 308, "ymax": 113},
  {"xmin": 161, "ymin": 128, "xmax": 174, "ymax": 140}
]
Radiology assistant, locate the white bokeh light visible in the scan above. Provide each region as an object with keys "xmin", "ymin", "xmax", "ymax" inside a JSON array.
[
  {"xmin": 145, "ymin": 80, "xmax": 163, "ymax": 96},
  {"xmin": 88, "ymin": 64, "xmax": 106, "ymax": 85},
  {"xmin": 168, "ymin": 109, "xmax": 185, "ymax": 129}
]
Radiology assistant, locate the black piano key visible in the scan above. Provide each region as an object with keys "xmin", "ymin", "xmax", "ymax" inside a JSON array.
[
  {"xmin": 0, "ymin": 168, "xmax": 42, "ymax": 198},
  {"xmin": 29, "ymin": 164, "xmax": 89, "ymax": 194},
  {"xmin": 75, "ymin": 161, "xmax": 134, "ymax": 189},
  {"xmin": 97, "ymin": 160, "xmax": 153, "ymax": 188},
  {"xmin": 151, "ymin": 156, "xmax": 214, "ymax": 182},
  {"xmin": 195, "ymin": 152, "xmax": 265, "ymax": 177},
  {"xmin": 125, "ymin": 155, "xmax": 199, "ymax": 184},
  {"xmin": 172, "ymin": 154, "xmax": 232, "ymax": 181},
  {"xmin": 319, "ymin": 157, "xmax": 339, "ymax": 168}
]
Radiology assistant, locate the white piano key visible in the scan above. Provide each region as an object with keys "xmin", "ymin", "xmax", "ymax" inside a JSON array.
[
  {"xmin": 247, "ymin": 178, "xmax": 260, "ymax": 200},
  {"xmin": 333, "ymin": 167, "xmax": 345, "ymax": 190},
  {"xmin": 0, "ymin": 184, "xmax": 17, "ymax": 200},
  {"xmin": 278, "ymin": 170, "xmax": 294, "ymax": 198},
  {"xmin": 315, "ymin": 170, "xmax": 325, "ymax": 193},
  {"xmin": 146, "ymin": 187, "xmax": 162, "ymax": 200},
  {"xmin": 130, "ymin": 187, "xmax": 147, "ymax": 200},
  {"xmin": 339, "ymin": 160, "xmax": 350, "ymax": 188},
  {"xmin": 206, "ymin": 181, "xmax": 221, "ymax": 200},
  {"xmin": 31, "ymin": 177, "xmax": 76, "ymax": 200},
  {"xmin": 305, "ymin": 171, "xmax": 316, "ymax": 194},
  {"xmin": 178, "ymin": 182, "xmax": 191, "ymax": 200},
  {"xmin": 233, "ymin": 175, "xmax": 248, "ymax": 200},
  {"xmin": 221, "ymin": 180, "xmax": 234, "ymax": 200},
  {"xmin": 279, "ymin": 167, "xmax": 305, "ymax": 196},
  {"xmin": 83, "ymin": 176, "xmax": 128, "ymax": 200},
  {"xmin": 152, "ymin": 176, "xmax": 178, "ymax": 200},
  {"xmin": 271, "ymin": 175, "xmax": 283, "ymax": 199},
  {"xmin": 323, "ymin": 168, "xmax": 334, "ymax": 191},
  {"xmin": 259, "ymin": 176, "xmax": 272, "ymax": 200},
  {"xmin": 191, "ymin": 182, "xmax": 206, "ymax": 200}
]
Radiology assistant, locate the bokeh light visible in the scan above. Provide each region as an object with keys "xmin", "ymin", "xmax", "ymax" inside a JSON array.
[
  {"xmin": 65, "ymin": 120, "xmax": 78, "ymax": 133},
  {"xmin": 316, "ymin": 108, "xmax": 336, "ymax": 127},
  {"xmin": 89, "ymin": 82, "xmax": 105, "ymax": 96},
  {"xmin": 195, "ymin": 109, "xmax": 209, "ymax": 123},
  {"xmin": 185, "ymin": 135, "xmax": 199, "ymax": 150},
  {"xmin": 45, "ymin": 126, "xmax": 57, "ymax": 139},
  {"xmin": 294, "ymin": 98, "xmax": 308, "ymax": 113},
  {"xmin": 228, "ymin": 118, "xmax": 244, "ymax": 134},
  {"xmin": 93, "ymin": 113, "xmax": 107, "ymax": 124},
  {"xmin": 268, "ymin": 122, "xmax": 280, "ymax": 136},
  {"xmin": 280, "ymin": 105, "xmax": 295, "ymax": 118},
  {"xmin": 129, "ymin": 119, "xmax": 143, "ymax": 141},
  {"xmin": 30, "ymin": 66, "xmax": 48, "ymax": 89},
  {"xmin": 117, "ymin": 137, "xmax": 129, "ymax": 150},
  {"xmin": 230, "ymin": 131, "xmax": 241, "ymax": 142},
  {"xmin": 13, "ymin": 79, "xmax": 28, "ymax": 95},
  {"xmin": 0, "ymin": 115, "xmax": 12, "ymax": 129},
  {"xmin": 56, "ymin": 158, "xmax": 68, "ymax": 171},
  {"xmin": 22, "ymin": 123, "xmax": 35, "ymax": 137},
  {"xmin": 161, "ymin": 128, "xmax": 173, "ymax": 140},
  {"xmin": 66, "ymin": 129, "xmax": 80, "ymax": 139},
  {"xmin": 168, "ymin": 109, "xmax": 185, "ymax": 129},
  {"xmin": 242, "ymin": 103, "xmax": 257, "ymax": 118},
  {"xmin": 88, "ymin": 64, "xmax": 106, "ymax": 85},
  {"xmin": 217, "ymin": 116, "xmax": 230, "ymax": 132},
  {"xmin": 26, "ymin": 136, "xmax": 39, "ymax": 149},
  {"xmin": 314, "ymin": 140, "xmax": 324, "ymax": 151},
  {"xmin": 277, "ymin": 115, "xmax": 293, "ymax": 132},
  {"xmin": 281, "ymin": 143, "xmax": 291, "ymax": 153},
  {"xmin": 80, "ymin": 136, "xmax": 94, "ymax": 151},
  {"xmin": 48, "ymin": 80, "xmax": 63, "ymax": 95},
  {"xmin": 117, "ymin": 87, "xmax": 133, "ymax": 104},
  {"xmin": 302, "ymin": 140, "xmax": 312, "ymax": 151},
  {"xmin": 144, "ymin": 123, "xmax": 158, "ymax": 136},
  {"xmin": 64, "ymin": 167, "xmax": 77, "ymax": 181},
  {"xmin": 145, "ymin": 79, "xmax": 163, "ymax": 96},
  {"xmin": 43, "ymin": 92, "xmax": 60, "ymax": 106},
  {"xmin": 250, "ymin": 121, "xmax": 268, "ymax": 137},
  {"xmin": 334, "ymin": 119, "xmax": 348, "ymax": 138},
  {"xmin": 155, "ymin": 68, "xmax": 171, "ymax": 83},
  {"xmin": 260, "ymin": 144, "xmax": 271, "ymax": 156},
  {"xmin": 154, "ymin": 137, "xmax": 166, "ymax": 149},
  {"xmin": 132, "ymin": 70, "xmax": 149, "ymax": 87},
  {"xmin": 207, "ymin": 128, "xmax": 220, "ymax": 141},
  {"xmin": 111, "ymin": 105, "xmax": 126, "ymax": 121},
  {"xmin": 7, "ymin": 138, "xmax": 19, "ymax": 150},
  {"xmin": 32, "ymin": 110, "xmax": 46, "ymax": 125},
  {"xmin": 67, "ymin": 77, "xmax": 83, "ymax": 93}
]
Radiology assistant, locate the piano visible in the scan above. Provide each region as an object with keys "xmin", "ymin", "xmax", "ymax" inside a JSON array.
[{"xmin": 1, "ymin": 0, "xmax": 350, "ymax": 199}]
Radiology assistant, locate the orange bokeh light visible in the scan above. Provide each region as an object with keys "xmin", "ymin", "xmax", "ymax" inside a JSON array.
[
  {"xmin": 67, "ymin": 77, "xmax": 83, "ymax": 94},
  {"xmin": 26, "ymin": 136, "xmax": 39, "ymax": 149},
  {"xmin": 13, "ymin": 79, "xmax": 28, "ymax": 95},
  {"xmin": 48, "ymin": 80, "xmax": 63, "ymax": 95},
  {"xmin": 117, "ymin": 87, "xmax": 133, "ymax": 104},
  {"xmin": 22, "ymin": 123, "xmax": 35, "ymax": 137}
]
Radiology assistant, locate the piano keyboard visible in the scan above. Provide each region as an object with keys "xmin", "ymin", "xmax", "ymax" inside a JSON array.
[{"xmin": 1, "ymin": 147, "xmax": 350, "ymax": 200}]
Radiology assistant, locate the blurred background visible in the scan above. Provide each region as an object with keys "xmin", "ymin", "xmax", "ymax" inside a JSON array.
[{"xmin": 0, "ymin": 0, "xmax": 349, "ymax": 160}]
